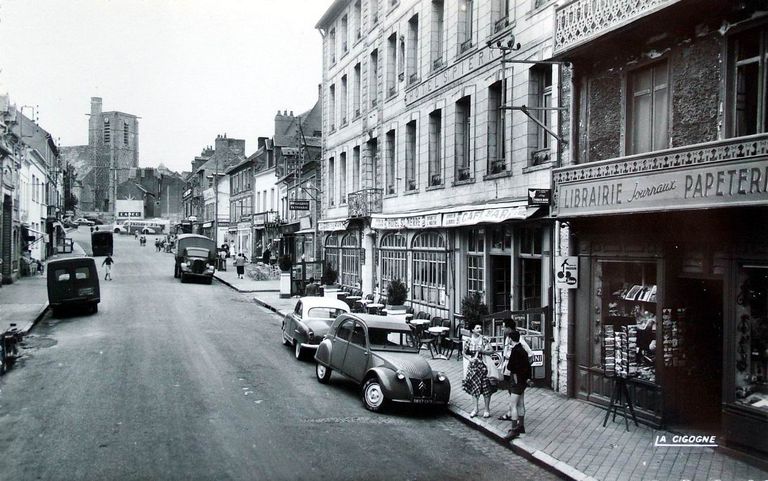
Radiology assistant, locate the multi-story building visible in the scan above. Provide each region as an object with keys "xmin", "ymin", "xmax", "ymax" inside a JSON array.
[
  {"xmin": 550, "ymin": 0, "xmax": 768, "ymax": 456},
  {"xmin": 316, "ymin": 0, "xmax": 558, "ymax": 381},
  {"xmin": 181, "ymin": 146, "xmax": 214, "ymax": 228}
]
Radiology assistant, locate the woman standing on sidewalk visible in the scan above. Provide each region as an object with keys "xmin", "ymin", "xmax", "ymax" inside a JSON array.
[{"xmin": 462, "ymin": 322, "xmax": 494, "ymax": 418}]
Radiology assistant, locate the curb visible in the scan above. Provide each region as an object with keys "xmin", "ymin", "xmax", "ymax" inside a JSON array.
[
  {"xmin": 446, "ymin": 405, "xmax": 594, "ymax": 481},
  {"xmin": 251, "ymin": 296, "xmax": 289, "ymax": 317},
  {"xmin": 20, "ymin": 303, "xmax": 49, "ymax": 335},
  {"xmin": 213, "ymin": 274, "xmax": 280, "ymax": 294}
]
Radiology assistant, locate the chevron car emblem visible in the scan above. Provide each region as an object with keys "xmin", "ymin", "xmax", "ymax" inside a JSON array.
[{"xmin": 418, "ymin": 381, "xmax": 426, "ymax": 392}]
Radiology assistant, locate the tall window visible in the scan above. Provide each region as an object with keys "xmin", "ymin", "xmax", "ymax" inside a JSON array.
[
  {"xmin": 387, "ymin": 33, "xmax": 397, "ymax": 97},
  {"xmin": 412, "ymin": 232, "xmax": 447, "ymax": 306},
  {"xmin": 353, "ymin": 64, "xmax": 362, "ymax": 118},
  {"xmin": 353, "ymin": 1, "xmax": 362, "ymax": 41},
  {"xmin": 370, "ymin": 49, "xmax": 379, "ymax": 107},
  {"xmin": 370, "ymin": 0, "xmax": 379, "ymax": 25},
  {"xmin": 455, "ymin": 96, "xmax": 472, "ymax": 181},
  {"xmin": 341, "ymin": 75, "xmax": 348, "ymax": 126},
  {"xmin": 352, "ymin": 146, "xmax": 361, "ymax": 192},
  {"xmin": 329, "ymin": 84, "xmax": 336, "ymax": 130},
  {"xmin": 328, "ymin": 157, "xmax": 336, "ymax": 207},
  {"xmin": 467, "ymin": 228, "xmax": 485, "ymax": 294},
  {"xmin": 405, "ymin": 120, "xmax": 417, "ymax": 191},
  {"xmin": 431, "ymin": 0, "xmax": 445, "ymax": 70},
  {"xmin": 530, "ymin": 64, "xmax": 552, "ymax": 165},
  {"xmin": 385, "ymin": 129, "xmax": 396, "ymax": 194},
  {"xmin": 341, "ymin": 15, "xmax": 349, "ymax": 53},
  {"xmin": 731, "ymin": 26, "xmax": 768, "ymax": 137},
  {"xmin": 488, "ymin": 80, "xmax": 506, "ymax": 173},
  {"xmin": 329, "ymin": 29, "xmax": 337, "ymax": 64},
  {"xmin": 123, "ymin": 121, "xmax": 129, "ymax": 145},
  {"xmin": 492, "ymin": 0, "xmax": 510, "ymax": 33},
  {"xmin": 519, "ymin": 226, "xmax": 542, "ymax": 309},
  {"xmin": 458, "ymin": 0, "xmax": 473, "ymax": 53},
  {"xmin": 627, "ymin": 60, "xmax": 669, "ymax": 155},
  {"xmin": 339, "ymin": 151, "xmax": 347, "ymax": 204},
  {"xmin": 380, "ymin": 233, "xmax": 407, "ymax": 291},
  {"xmin": 428, "ymin": 109, "xmax": 442, "ymax": 186},
  {"xmin": 407, "ymin": 15, "xmax": 419, "ymax": 85},
  {"xmin": 103, "ymin": 118, "xmax": 111, "ymax": 143},
  {"xmin": 325, "ymin": 234, "xmax": 339, "ymax": 270},
  {"xmin": 367, "ymin": 138, "xmax": 378, "ymax": 187},
  {"xmin": 341, "ymin": 233, "xmax": 361, "ymax": 287}
]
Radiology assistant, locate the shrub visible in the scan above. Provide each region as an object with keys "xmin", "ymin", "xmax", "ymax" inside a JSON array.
[
  {"xmin": 321, "ymin": 261, "xmax": 338, "ymax": 286},
  {"xmin": 460, "ymin": 292, "xmax": 488, "ymax": 328},
  {"xmin": 278, "ymin": 255, "xmax": 293, "ymax": 272},
  {"xmin": 386, "ymin": 278, "xmax": 408, "ymax": 306}
]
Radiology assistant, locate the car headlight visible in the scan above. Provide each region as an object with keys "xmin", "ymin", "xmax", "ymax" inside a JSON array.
[
  {"xmin": 396, "ymin": 370, "xmax": 406, "ymax": 381},
  {"xmin": 307, "ymin": 328, "xmax": 314, "ymax": 340},
  {"xmin": 436, "ymin": 373, "xmax": 447, "ymax": 382},
  {"xmin": 180, "ymin": 262, "xmax": 188, "ymax": 269}
]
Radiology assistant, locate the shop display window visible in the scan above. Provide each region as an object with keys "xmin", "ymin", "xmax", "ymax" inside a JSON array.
[
  {"xmin": 735, "ymin": 266, "xmax": 768, "ymax": 411},
  {"xmin": 595, "ymin": 261, "xmax": 658, "ymax": 383}
]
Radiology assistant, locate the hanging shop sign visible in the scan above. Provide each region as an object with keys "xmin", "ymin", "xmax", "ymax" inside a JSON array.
[
  {"xmin": 554, "ymin": 157, "xmax": 768, "ymax": 216},
  {"xmin": 442, "ymin": 206, "xmax": 530, "ymax": 227},
  {"xmin": 371, "ymin": 213, "xmax": 442, "ymax": 230},
  {"xmin": 528, "ymin": 189, "xmax": 551, "ymax": 206},
  {"xmin": 182, "ymin": 188, "xmax": 192, "ymax": 199},
  {"xmin": 290, "ymin": 200, "xmax": 310, "ymax": 211},
  {"xmin": 554, "ymin": 256, "xmax": 579, "ymax": 289},
  {"xmin": 202, "ymin": 221, "xmax": 212, "ymax": 228}
]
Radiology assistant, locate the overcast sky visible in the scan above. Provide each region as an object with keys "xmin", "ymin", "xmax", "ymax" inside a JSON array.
[{"xmin": 0, "ymin": 0, "xmax": 328, "ymax": 174}]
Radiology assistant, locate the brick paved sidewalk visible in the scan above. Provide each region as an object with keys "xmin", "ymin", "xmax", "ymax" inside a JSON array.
[{"xmin": 243, "ymin": 288, "xmax": 768, "ymax": 481}]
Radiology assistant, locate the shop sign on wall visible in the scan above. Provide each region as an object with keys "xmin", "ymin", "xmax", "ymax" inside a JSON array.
[
  {"xmin": 443, "ymin": 206, "xmax": 529, "ymax": 227},
  {"xmin": 530, "ymin": 350, "xmax": 545, "ymax": 367},
  {"xmin": 371, "ymin": 213, "xmax": 441, "ymax": 230},
  {"xmin": 554, "ymin": 158, "xmax": 768, "ymax": 216},
  {"xmin": 555, "ymin": 256, "xmax": 578, "ymax": 289}
]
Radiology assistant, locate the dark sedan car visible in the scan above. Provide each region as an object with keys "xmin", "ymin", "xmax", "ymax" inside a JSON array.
[{"xmin": 314, "ymin": 313, "xmax": 451, "ymax": 412}]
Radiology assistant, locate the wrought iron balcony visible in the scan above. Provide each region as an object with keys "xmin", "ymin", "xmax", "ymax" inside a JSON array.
[
  {"xmin": 347, "ymin": 188, "xmax": 383, "ymax": 218},
  {"xmin": 553, "ymin": 0, "xmax": 681, "ymax": 56}
]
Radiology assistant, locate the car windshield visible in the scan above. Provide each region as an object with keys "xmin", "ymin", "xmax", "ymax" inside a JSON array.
[
  {"xmin": 368, "ymin": 327, "xmax": 419, "ymax": 352},
  {"xmin": 306, "ymin": 307, "xmax": 347, "ymax": 320}
]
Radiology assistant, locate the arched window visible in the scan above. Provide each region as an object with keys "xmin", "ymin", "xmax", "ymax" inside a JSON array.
[
  {"xmin": 340, "ymin": 233, "xmax": 360, "ymax": 287},
  {"xmin": 411, "ymin": 232, "xmax": 447, "ymax": 306},
  {"xmin": 324, "ymin": 233, "xmax": 339, "ymax": 271},
  {"xmin": 380, "ymin": 232, "xmax": 407, "ymax": 291}
]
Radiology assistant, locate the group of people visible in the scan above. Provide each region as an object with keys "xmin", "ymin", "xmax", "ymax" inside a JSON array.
[{"xmin": 462, "ymin": 319, "xmax": 533, "ymax": 441}]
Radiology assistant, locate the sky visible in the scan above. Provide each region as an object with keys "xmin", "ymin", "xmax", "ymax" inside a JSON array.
[{"xmin": 0, "ymin": 0, "xmax": 329, "ymax": 174}]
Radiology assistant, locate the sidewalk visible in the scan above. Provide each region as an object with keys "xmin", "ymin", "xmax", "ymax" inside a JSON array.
[
  {"xmin": 245, "ymin": 289, "xmax": 768, "ymax": 481},
  {"xmin": 213, "ymin": 264, "xmax": 279, "ymax": 293},
  {"xmin": 0, "ymin": 234, "xmax": 87, "ymax": 333}
]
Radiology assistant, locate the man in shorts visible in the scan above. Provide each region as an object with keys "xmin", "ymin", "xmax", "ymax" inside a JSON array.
[{"xmin": 102, "ymin": 255, "xmax": 114, "ymax": 281}]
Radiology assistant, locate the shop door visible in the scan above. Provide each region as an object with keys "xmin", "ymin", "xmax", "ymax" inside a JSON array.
[
  {"xmin": 491, "ymin": 256, "xmax": 511, "ymax": 312},
  {"xmin": 670, "ymin": 278, "xmax": 723, "ymax": 430}
]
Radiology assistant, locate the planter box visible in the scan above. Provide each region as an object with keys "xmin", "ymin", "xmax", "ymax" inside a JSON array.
[
  {"xmin": 324, "ymin": 286, "xmax": 339, "ymax": 299},
  {"xmin": 280, "ymin": 272, "xmax": 292, "ymax": 299}
]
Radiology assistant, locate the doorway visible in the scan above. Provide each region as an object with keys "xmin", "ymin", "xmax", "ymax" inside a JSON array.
[
  {"xmin": 490, "ymin": 255, "xmax": 511, "ymax": 312},
  {"xmin": 669, "ymin": 277, "xmax": 724, "ymax": 430}
]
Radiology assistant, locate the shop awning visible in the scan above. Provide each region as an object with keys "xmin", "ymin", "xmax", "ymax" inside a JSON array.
[
  {"xmin": 295, "ymin": 228, "xmax": 316, "ymax": 235},
  {"xmin": 370, "ymin": 200, "xmax": 543, "ymax": 230}
]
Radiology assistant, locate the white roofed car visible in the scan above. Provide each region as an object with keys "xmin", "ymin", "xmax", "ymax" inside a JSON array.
[{"xmin": 281, "ymin": 297, "xmax": 350, "ymax": 361}]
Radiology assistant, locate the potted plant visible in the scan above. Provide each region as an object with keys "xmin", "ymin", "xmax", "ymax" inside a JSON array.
[
  {"xmin": 321, "ymin": 261, "xmax": 339, "ymax": 298},
  {"xmin": 278, "ymin": 255, "xmax": 293, "ymax": 299},
  {"xmin": 460, "ymin": 291, "xmax": 488, "ymax": 331},
  {"xmin": 386, "ymin": 278, "xmax": 408, "ymax": 318}
]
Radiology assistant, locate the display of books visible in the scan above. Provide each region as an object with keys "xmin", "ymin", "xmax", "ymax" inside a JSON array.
[
  {"xmin": 604, "ymin": 324, "xmax": 639, "ymax": 378},
  {"xmin": 621, "ymin": 284, "xmax": 657, "ymax": 302}
]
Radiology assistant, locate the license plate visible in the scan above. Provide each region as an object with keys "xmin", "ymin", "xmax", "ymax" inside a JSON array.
[
  {"xmin": 78, "ymin": 288, "xmax": 94, "ymax": 296},
  {"xmin": 412, "ymin": 398, "xmax": 434, "ymax": 404}
]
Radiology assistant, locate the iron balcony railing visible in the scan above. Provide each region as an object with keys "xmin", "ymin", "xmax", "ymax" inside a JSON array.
[
  {"xmin": 553, "ymin": 0, "xmax": 682, "ymax": 56},
  {"xmin": 347, "ymin": 188, "xmax": 383, "ymax": 218}
]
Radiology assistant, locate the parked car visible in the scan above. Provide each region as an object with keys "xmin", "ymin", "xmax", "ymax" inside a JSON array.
[
  {"xmin": 62, "ymin": 219, "xmax": 78, "ymax": 229},
  {"xmin": 282, "ymin": 297, "xmax": 350, "ymax": 360},
  {"xmin": 46, "ymin": 257, "xmax": 100, "ymax": 315},
  {"xmin": 174, "ymin": 233, "xmax": 216, "ymax": 284},
  {"xmin": 75, "ymin": 217, "xmax": 95, "ymax": 226},
  {"xmin": 314, "ymin": 313, "xmax": 451, "ymax": 412},
  {"xmin": 85, "ymin": 217, "xmax": 104, "ymax": 225}
]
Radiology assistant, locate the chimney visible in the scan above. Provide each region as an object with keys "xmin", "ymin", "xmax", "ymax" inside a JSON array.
[{"xmin": 290, "ymin": 110, "xmax": 294, "ymax": 116}]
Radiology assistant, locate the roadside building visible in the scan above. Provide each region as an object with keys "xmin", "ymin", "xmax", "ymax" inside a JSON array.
[
  {"xmin": 181, "ymin": 146, "xmax": 214, "ymax": 231},
  {"xmin": 551, "ymin": 0, "xmax": 768, "ymax": 456},
  {"xmin": 316, "ymin": 0, "xmax": 558, "ymax": 384}
]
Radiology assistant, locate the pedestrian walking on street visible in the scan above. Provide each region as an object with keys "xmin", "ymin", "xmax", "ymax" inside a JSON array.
[
  {"xmin": 304, "ymin": 277, "xmax": 319, "ymax": 296},
  {"xmin": 235, "ymin": 253, "xmax": 247, "ymax": 279},
  {"xmin": 219, "ymin": 249, "xmax": 227, "ymax": 271},
  {"xmin": 462, "ymin": 323, "xmax": 494, "ymax": 418},
  {"xmin": 262, "ymin": 248, "xmax": 271, "ymax": 265},
  {"xmin": 498, "ymin": 320, "xmax": 534, "ymax": 422},
  {"xmin": 102, "ymin": 255, "xmax": 114, "ymax": 281},
  {"xmin": 502, "ymin": 330, "xmax": 531, "ymax": 441}
]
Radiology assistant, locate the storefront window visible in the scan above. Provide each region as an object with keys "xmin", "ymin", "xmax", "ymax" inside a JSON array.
[
  {"xmin": 380, "ymin": 233, "xmax": 407, "ymax": 291},
  {"xmin": 412, "ymin": 232, "xmax": 447, "ymax": 306},
  {"xmin": 735, "ymin": 266, "xmax": 768, "ymax": 411},
  {"xmin": 324, "ymin": 234, "xmax": 339, "ymax": 271},
  {"xmin": 467, "ymin": 228, "xmax": 485, "ymax": 294},
  {"xmin": 520, "ymin": 227, "xmax": 542, "ymax": 309},
  {"xmin": 340, "ymin": 233, "xmax": 361, "ymax": 287},
  {"xmin": 595, "ymin": 260, "xmax": 658, "ymax": 383},
  {"xmin": 490, "ymin": 224, "xmax": 512, "ymax": 251}
]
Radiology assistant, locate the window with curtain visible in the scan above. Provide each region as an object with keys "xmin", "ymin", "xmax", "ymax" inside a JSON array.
[
  {"xmin": 341, "ymin": 233, "xmax": 361, "ymax": 287},
  {"xmin": 411, "ymin": 232, "xmax": 447, "ymax": 306},
  {"xmin": 380, "ymin": 232, "xmax": 407, "ymax": 291}
]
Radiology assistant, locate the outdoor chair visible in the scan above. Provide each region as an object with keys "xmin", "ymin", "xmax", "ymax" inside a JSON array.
[{"xmin": 415, "ymin": 323, "xmax": 436, "ymax": 358}]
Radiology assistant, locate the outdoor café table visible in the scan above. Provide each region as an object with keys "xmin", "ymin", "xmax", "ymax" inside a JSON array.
[
  {"xmin": 409, "ymin": 318, "xmax": 430, "ymax": 327},
  {"xmin": 427, "ymin": 326, "xmax": 451, "ymax": 359},
  {"xmin": 366, "ymin": 303, "xmax": 384, "ymax": 314}
]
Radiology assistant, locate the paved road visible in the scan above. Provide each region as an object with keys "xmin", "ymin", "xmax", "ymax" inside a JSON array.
[{"xmin": 0, "ymin": 232, "xmax": 559, "ymax": 481}]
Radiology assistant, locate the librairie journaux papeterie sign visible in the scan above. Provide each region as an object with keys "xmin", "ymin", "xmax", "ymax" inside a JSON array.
[{"xmin": 554, "ymin": 158, "xmax": 768, "ymax": 216}]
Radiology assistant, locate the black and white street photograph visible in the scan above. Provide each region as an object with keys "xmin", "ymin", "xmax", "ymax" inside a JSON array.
[{"xmin": 1, "ymin": 1, "xmax": 768, "ymax": 480}]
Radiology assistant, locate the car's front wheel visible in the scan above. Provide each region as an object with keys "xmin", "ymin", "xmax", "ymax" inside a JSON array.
[
  {"xmin": 316, "ymin": 363, "xmax": 332, "ymax": 384},
  {"xmin": 362, "ymin": 377, "xmax": 388, "ymax": 412}
]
